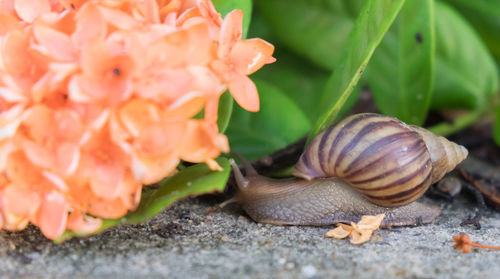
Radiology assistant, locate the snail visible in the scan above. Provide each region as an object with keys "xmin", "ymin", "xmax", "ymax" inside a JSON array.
[{"xmin": 231, "ymin": 113, "xmax": 468, "ymax": 227}]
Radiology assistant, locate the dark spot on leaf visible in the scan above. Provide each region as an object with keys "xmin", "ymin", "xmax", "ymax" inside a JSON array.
[
  {"xmin": 415, "ymin": 32, "xmax": 423, "ymax": 43},
  {"xmin": 112, "ymin": 68, "xmax": 121, "ymax": 76}
]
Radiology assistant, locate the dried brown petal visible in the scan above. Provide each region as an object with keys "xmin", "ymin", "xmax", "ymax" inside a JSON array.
[{"xmin": 325, "ymin": 224, "xmax": 352, "ymax": 239}]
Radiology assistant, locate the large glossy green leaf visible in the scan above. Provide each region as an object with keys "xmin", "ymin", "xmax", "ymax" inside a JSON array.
[
  {"xmin": 309, "ymin": 0, "xmax": 406, "ymax": 141},
  {"xmin": 55, "ymin": 158, "xmax": 231, "ymax": 243},
  {"xmin": 247, "ymin": 12, "xmax": 362, "ymax": 128},
  {"xmin": 432, "ymin": 2, "xmax": 499, "ymax": 109},
  {"xmin": 226, "ymin": 79, "xmax": 311, "ymax": 160},
  {"xmin": 443, "ymin": 0, "xmax": 500, "ymax": 64},
  {"xmin": 251, "ymin": 49, "xmax": 328, "ymax": 123},
  {"xmin": 213, "ymin": 0, "xmax": 252, "ymax": 38},
  {"xmin": 366, "ymin": 0, "xmax": 434, "ymax": 125},
  {"xmin": 255, "ymin": 0, "xmax": 364, "ymax": 70}
]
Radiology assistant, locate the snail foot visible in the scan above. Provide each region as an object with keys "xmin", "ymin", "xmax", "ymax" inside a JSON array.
[{"xmin": 380, "ymin": 202, "xmax": 441, "ymax": 228}]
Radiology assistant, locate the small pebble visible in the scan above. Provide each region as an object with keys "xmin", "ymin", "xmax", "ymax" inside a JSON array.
[
  {"xmin": 301, "ymin": 265, "xmax": 317, "ymax": 278},
  {"xmin": 277, "ymin": 258, "xmax": 286, "ymax": 265},
  {"xmin": 285, "ymin": 262, "xmax": 295, "ymax": 270},
  {"xmin": 238, "ymin": 216, "xmax": 249, "ymax": 223}
]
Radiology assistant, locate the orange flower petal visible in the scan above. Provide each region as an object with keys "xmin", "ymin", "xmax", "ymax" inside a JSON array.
[
  {"xmin": 2, "ymin": 184, "xmax": 41, "ymax": 216},
  {"xmin": 78, "ymin": 74, "xmax": 133, "ymax": 104},
  {"xmin": 54, "ymin": 109, "xmax": 84, "ymax": 142},
  {"xmin": 231, "ymin": 38, "xmax": 275, "ymax": 75},
  {"xmin": 164, "ymin": 93, "xmax": 205, "ymax": 120},
  {"xmin": 67, "ymin": 210, "xmax": 102, "ymax": 234},
  {"xmin": 0, "ymin": 0, "xmax": 15, "ymax": 14},
  {"xmin": 119, "ymin": 99, "xmax": 160, "ymax": 137},
  {"xmin": 228, "ymin": 71, "xmax": 259, "ymax": 112},
  {"xmin": 5, "ymin": 151, "xmax": 44, "ymax": 185},
  {"xmin": 180, "ymin": 120, "xmax": 229, "ymax": 166},
  {"xmin": 325, "ymin": 224, "xmax": 354, "ymax": 239},
  {"xmin": 33, "ymin": 24, "xmax": 76, "ymax": 61},
  {"xmin": 218, "ymin": 9, "xmax": 242, "ymax": 59},
  {"xmin": 56, "ymin": 142, "xmax": 80, "ymax": 175},
  {"xmin": 14, "ymin": 0, "xmax": 50, "ymax": 22},
  {"xmin": 148, "ymin": 21, "xmax": 211, "ymax": 67},
  {"xmin": 42, "ymin": 171, "xmax": 69, "ymax": 192},
  {"xmin": 0, "ymin": 13, "xmax": 21, "ymax": 35},
  {"xmin": 138, "ymin": 0, "xmax": 160, "ymax": 23},
  {"xmin": 86, "ymin": 195, "xmax": 129, "ymax": 219},
  {"xmin": 350, "ymin": 229, "xmax": 374, "ymax": 245},
  {"xmin": 4, "ymin": 213, "xmax": 29, "ymax": 230},
  {"xmin": 354, "ymin": 214, "xmax": 385, "ymax": 231},
  {"xmin": 22, "ymin": 105, "xmax": 55, "ymax": 141},
  {"xmin": 117, "ymin": 171, "xmax": 142, "ymax": 209},
  {"xmin": 22, "ymin": 139, "xmax": 56, "ymax": 169},
  {"xmin": 136, "ymin": 121, "xmax": 185, "ymax": 155},
  {"xmin": 97, "ymin": 5, "xmax": 137, "ymax": 30},
  {"xmin": 59, "ymin": 0, "xmax": 87, "ymax": 10},
  {"xmin": 2, "ymin": 30, "xmax": 31, "ymax": 77},
  {"xmin": 89, "ymin": 161, "xmax": 125, "ymax": 199},
  {"xmin": 0, "ymin": 104, "xmax": 24, "ymax": 140},
  {"xmin": 131, "ymin": 153, "xmax": 179, "ymax": 184},
  {"xmin": 134, "ymin": 68, "xmax": 195, "ymax": 102},
  {"xmin": 326, "ymin": 214, "xmax": 385, "ymax": 244},
  {"xmin": 72, "ymin": 3, "xmax": 107, "ymax": 47},
  {"xmin": 0, "ymin": 140, "xmax": 15, "ymax": 170},
  {"xmin": 38, "ymin": 191, "xmax": 68, "ymax": 239},
  {"xmin": 198, "ymin": 0, "xmax": 222, "ymax": 27}
]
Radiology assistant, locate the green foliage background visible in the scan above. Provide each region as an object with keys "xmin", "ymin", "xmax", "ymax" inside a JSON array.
[{"xmin": 228, "ymin": 0, "xmax": 500, "ymax": 156}]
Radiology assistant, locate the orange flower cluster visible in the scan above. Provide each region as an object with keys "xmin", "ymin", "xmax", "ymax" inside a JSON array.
[{"xmin": 0, "ymin": 0, "xmax": 274, "ymax": 239}]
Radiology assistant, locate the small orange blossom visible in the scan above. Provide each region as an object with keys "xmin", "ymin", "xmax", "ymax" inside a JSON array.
[{"xmin": 452, "ymin": 234, "xmax": 500, "ymax": 253}]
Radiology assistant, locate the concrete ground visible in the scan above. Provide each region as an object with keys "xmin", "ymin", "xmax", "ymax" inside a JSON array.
[{"xmin": 0, "ymin": 192, "xmax": 499, "ymax": 279}]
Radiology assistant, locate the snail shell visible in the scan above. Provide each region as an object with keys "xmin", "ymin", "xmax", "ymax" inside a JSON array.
[{"xmin": 293, "ymin": 113, "xmax": 468, "ymax": 207}]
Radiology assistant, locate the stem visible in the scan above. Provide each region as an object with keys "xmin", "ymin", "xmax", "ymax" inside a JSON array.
[
  {"xmin": 470, "ymin": 243, "xmax": 500, "ymax": 250},
  {"xmin": 427, "ymin": 110, "xmax": 485, "ymax": 137}
]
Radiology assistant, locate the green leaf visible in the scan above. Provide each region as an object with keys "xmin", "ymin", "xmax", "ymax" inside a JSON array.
[
  {"xmin": 54, "ymin": 158, "xmax": 231, "ymax": 243},
  {"xmin": 432, "ymin": 1, "xmax": 499, "ymax": 110},
  {"xmin": 309, "ymin": 0, "xmax": 406, "ymax": 142},
  {"xmin": 494, "ymin": 107, "xmax": 500, "ymax": 146},
  {"xmin": 251, "ymin": 48, "xmax": 329, "ymax": 123},
  {"xmin": 255, "ymin": 0, "xmax": 364, "ymax": 70},
  {"xmin": 366, "ymin": 0, "xmax": 434, "ymax": 125},
  {"xmin": 248, "ymin": 11, "xmax": 363, "ymax": 124},
  {"xmin": 226, "ymin": 79, "xmax": 311, "ymax": 160},
  {"xmin": 443, "ymin": 0, "xmax": 500, "ymax": 64},
  {"xmin": 217, "ymin": 91, "xmax": 233, "ymax": 133},
  {"xmin": 213, "ymin": 0, "xmax": 252, "ymax": 38}
]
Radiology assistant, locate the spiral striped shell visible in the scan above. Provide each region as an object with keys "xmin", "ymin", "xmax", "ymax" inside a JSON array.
[{"xmin": 293, "ymin": 113, "xmax": 468, "ymax": 207}]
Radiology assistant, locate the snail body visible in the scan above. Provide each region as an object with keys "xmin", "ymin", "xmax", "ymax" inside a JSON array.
[{"xmin": 232, "ymin": 113, "xmax": 468, "ymax": 227}]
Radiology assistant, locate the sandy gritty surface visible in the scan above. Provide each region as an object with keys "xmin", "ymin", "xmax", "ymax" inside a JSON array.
[{"xmin": 0, "ymin": 186, "xmax": 499, "ymax": 279}]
